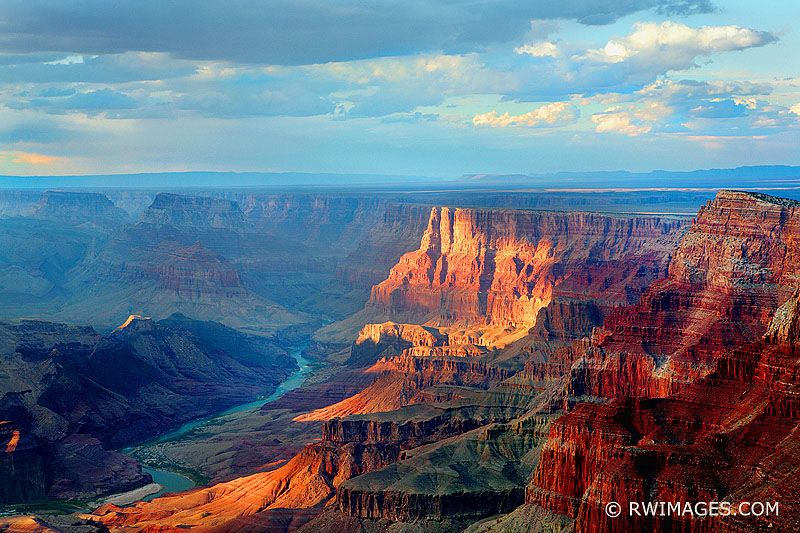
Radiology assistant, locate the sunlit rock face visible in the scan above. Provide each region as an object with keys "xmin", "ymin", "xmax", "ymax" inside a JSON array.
[
  {"xmin": 86, "ymin": 192, "xmax": 800, "ymax": 532},
  {"xmin": 90, "ymin": 439, "xmax": 400, "ymax": 531},
  {"xmin": 567, "ymin": 191, "xmax": 800, "ymax": 400},
  {"xmin": 368, "ymin": 206, "xmax": 685, "ymax": 347}
]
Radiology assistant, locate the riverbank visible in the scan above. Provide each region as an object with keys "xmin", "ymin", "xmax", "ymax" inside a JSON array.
[
  {"xmin": 121, "ymin": 340, "xmax": 314, "ymax": 500},
  {"xmin": 96, "ymin": 483, "xmax": 161, "ymax": 507}
]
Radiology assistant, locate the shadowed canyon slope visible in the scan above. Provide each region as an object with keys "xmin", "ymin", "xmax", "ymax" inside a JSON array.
[
  {"xmin": 0, "ymin": 190, "xmax": 432, "ymax": 333},
  {"xmin": 0, "ymin": 314, "xmax": 295, "ymax": 503}
]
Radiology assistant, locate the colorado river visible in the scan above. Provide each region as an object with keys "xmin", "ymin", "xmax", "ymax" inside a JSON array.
[{"xmin": 123, "ymin": 341, "xmax": 313, "ymax": 501}]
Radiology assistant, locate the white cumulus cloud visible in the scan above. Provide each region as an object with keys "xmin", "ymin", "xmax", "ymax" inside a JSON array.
[
  {"xmin": 472, "ymin": 101, "xmax": 578, "ymax": 128},
  {"xmin": 591, "ymin": 101, "xmax": 671, "ymax": 136},
  {"xmin": 515, "ymin": 41, "xmax": 560, "ymax": 58},
  {"xmin": 579, "ymin": 21, "xmax": 775, "ymax": 70}
]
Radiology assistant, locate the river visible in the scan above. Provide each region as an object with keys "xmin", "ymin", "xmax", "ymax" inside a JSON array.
[{"xmin": 123, "ymin": 341, "xmax": 313, "ymax": 501}]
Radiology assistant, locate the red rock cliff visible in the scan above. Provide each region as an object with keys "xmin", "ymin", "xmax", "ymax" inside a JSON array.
[
  {"xmin": 369, "ymin": 207, "xmax": 684, "ymax": 345},
  {"xmin": 569, "ymin": 190, "xmax": 800, "ymax": 400},
  {"xmin": 528, "ymin": 191, "xmax": 800, "ymax": 532}
]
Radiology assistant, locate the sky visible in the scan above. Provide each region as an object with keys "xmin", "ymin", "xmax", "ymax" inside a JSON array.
[{"xmin": 0, "ymin": 0, "xmax": 798, "ymax": 177}]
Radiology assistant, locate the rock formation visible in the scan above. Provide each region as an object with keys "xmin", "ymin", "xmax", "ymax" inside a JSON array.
[
  {"xmin": 141, "ymin": 192, "xmax": 248, "ymax": 230},
  {"xmin": 33, "ymin": 190, "xmax": 129, "ymax": 226},
  {"xmin": 526, "ymin": 191, "xmax": 800, "ymax": 531},
  {"xmin": 363, "ymin": 206, "xmax": 684, "ymax": 346},
  {"xmin": 82, "ymin": 191, "xmax": 800, "ymax": 532}
]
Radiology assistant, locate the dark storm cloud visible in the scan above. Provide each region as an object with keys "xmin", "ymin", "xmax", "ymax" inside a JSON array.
[{"xmin": 0, "ymin": 0, "xmax": 715, "ymax": 65}]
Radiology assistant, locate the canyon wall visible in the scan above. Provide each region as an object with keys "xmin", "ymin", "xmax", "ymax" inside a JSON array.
[
  {"xmin": 568, "ymin": 191, "xmax": 800, "ymax": 400},
  {"xmin": 526, "ymin": 191, "xmax": 800, "ymax": 532},
  {"xmin": 365, "ymin": 206, "xmax": 685, "ymax": 346}
]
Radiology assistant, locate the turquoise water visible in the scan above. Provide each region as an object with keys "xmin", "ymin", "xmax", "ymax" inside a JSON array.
[
  {"xmin": 126, "ymin": 341, "xmax": 312, "ymax": 499},
  {"xmin": 141, "ymin": 467, "xmax": 194, "ymax": 501}
]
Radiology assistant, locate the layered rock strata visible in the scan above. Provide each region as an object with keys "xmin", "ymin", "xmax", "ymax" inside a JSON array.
[
  {"xmin": 526, "ymin": 191, "xmax": 800, "ymax": 532},
  {"xmin": 368, "ymin": 206, "xmax": 685, "ymax": 345}
]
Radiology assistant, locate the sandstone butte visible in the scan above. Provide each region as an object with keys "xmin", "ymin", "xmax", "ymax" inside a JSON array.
[{"xmin": 87, "ymin": 191, "xmax": 800, "ymax": 532}]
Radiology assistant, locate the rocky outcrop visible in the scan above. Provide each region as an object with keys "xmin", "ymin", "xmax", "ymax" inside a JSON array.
[
  {"xmin": 0, "ymin": 190, "xmax": 42, "ymax": 217},
  {"xmin": 0, "ymin": 515, "xmax": 61, "ymax": 533},
  {"xmin": 142, "ymin": 242, "xmax": 246, "ymax": 299},
  {"xmin": 33, "ymin": 190, "xmax": 128, "ymax": 226},
  {"xmin": 0, "ymin": 420, "xmax": 48, "ymax": 503},
  {"xmin": 567, "ymin": 191, "xmax": 800, "ymax": 400},
  {"xmin": 91, "ymin": 440, "xmax": 400, "ymax": 531},
  {"xmin": 79, "ymin": 191, "xmax": 800, "ymax": 532},
  {"xmin": 296, "ymin": 353, "xmax": 512, "ymax": 422},
  {"xmin": 336, "ymin": 414, "xmax": 553, "ymax": 523},
  {"xmin": 349, "ymin": 322, "xmax": 486, "ymax": 367}
]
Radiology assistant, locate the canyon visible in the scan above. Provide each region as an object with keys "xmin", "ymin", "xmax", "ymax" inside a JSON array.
[
  {"xmin": 0, "ymin": 314, "xmax": 295, "ymax": 504},
  {"xmin": 2, "ymin": 188, "xmax": 799, "ymax": 532}
]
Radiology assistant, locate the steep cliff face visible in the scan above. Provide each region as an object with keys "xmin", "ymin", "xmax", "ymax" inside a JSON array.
[
  {"xmin": 0, "ymin": 190, "xmax": 42, "ymax": 217},
  {"xmin": 0, "ymin": 420, "xmax": 48, "ymax": 503},
  {"xmin": 367, "ymin": 207, "xmax": 684, "ymax": 346},
  {"xmin": 224, "ymin": 193, "xmax": 431, "ymax": 318},
  {"xmin": 348, "ymin": 322, "xmax": 485, "ymax": 367},
  {"xmin": 569, "ymin": 191, "xmax": 800, "ymax": 400},
  {"xmin": 295, "ymin": 354, "xmax": 511, "ymax": 423},
  {"xmin": 141, "ymin": 192, "xmax": 248, "ymax": 230},
  {"xmin": 142, "ymin": 242, "xmax": 246, "ymax": 299},
  {"xmin": 527, "ymin": 191, "xmax": 800, "ymax": 532},
  {"xmin": 335, "ymin": 413, "xmax": 553, "ymax": 523},
  {"xmin": 59, "ymin": 193, "xmax": 307, "ymax": 333}
]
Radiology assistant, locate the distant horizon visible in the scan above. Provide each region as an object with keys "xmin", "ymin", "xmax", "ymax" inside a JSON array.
[{"xmin": 1, "ymin": 164, "xmax": 800, "ymax": 192}]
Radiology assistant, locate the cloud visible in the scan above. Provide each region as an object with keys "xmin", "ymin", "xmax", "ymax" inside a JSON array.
[
  {"xmin": 791, "ymin": 103, "xmax": 800, "ymax": 116},
  {"xmin": 9, "ymin": 88, "xmax": 138, "ymax": 116},
  {"xmin": 0, "ymin": 150, "xmax": 62, "ymax": 166},
  {"xmin": 473, "ymin": 101, "xmax": 578, "ymax": 128},
  {"xmin": 591, "ymin": 98, "xmax": 672, "ymax": 136},
  {"xmin": 592, "ymin": 109, "xmax": 653, "ymax": 136},
  {"xmin": 0, "ymin": 52, "xmax": 194, "ymax": 84},
  {"xmin": 579, "ymin": 21, "xmax": 776, "ymax": 70},
  {"xmin": 587, "ymin": 78, "xmax": 800, "ymax": 138},
  {"xmin": 496, "ymin": 21, "xmax": 778, "ymax": 103},
  {"xmin": 0, "ymin": 1, "xmax": 714, "ymax": 66},
  {"xmin": 44, "ymin": 55, "xmax": 86, "ymax": 65},
  {"xmin": 515, "ymin": 42, "xmax": 560, "ymax": 58}
]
